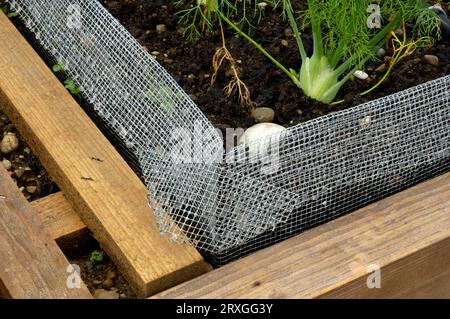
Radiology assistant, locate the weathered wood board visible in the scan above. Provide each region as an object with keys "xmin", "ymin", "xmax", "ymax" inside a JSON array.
[
  {"xmin": 155, "ymin": 173, "xmax": 450, "ymax": 298},
  {"xmin": 0, "ymin": 166, "xmax": 92, "ymax": 298}
]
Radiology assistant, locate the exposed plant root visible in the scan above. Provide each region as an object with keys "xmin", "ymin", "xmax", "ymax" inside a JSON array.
[
  {"xmin": 361, "ymin": 19, "xmax": 435, "ymax": 96},
  {"xmin": 211, "ymin": 22, "xmax": 256, "ymax": 112}
]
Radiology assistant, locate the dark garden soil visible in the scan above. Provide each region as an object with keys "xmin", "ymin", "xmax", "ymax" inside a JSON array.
[
  {"xmin": 71, "ymin": 251, "xmax": 137, "ymax": 299},
  {"xmin": 103, "ymin": 0, "xmax": 450, "ymax": 129}
]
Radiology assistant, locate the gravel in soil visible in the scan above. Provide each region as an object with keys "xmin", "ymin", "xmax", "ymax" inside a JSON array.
[
  {"xmin": 103, "ymin": 0, "xmax": 450, "ymax": 129},
  {"xmin": 0, "ymin": 107, "xmax": 58, "ymax": 200},
  {"xmin": 71, "ymin": 250, "xmax": 137, "ymax": 299}
]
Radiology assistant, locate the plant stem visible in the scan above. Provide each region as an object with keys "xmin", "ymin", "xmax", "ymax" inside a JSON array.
[
  {"xmin": 307, "ymin": 0, "xmax": 323, "ymax": 57},
  {"xmin": 219, "ymin": 12, "xmax": 297, "ymax": 83},
  {"xmin": 283, "ymin": 0, "xmax": 307, "ymax": 61}
]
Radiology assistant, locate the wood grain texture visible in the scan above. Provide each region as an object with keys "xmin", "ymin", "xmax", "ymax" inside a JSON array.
[
  {"xmin": 31, "ymin": 192, "xmax": 88, "ymax": 243},
  {"xmin": 0, "ymin": 166, "xmax": 92, "ymax": 299},
  {"xmin": 155, "ymin": 172, "xmax": 450, "ymax": 298},
  {"xmin": 31, "ymin": 192, "xmax": 91, "ymax": 255},
  {"xmin": 0, "ymin": 12, "xmax": 210, "ymax": 297}
]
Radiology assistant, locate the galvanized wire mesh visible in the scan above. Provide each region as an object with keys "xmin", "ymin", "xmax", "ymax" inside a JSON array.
[{"xmin": 7, "ymin": 0, "xmax": 449, "ymax": 265}]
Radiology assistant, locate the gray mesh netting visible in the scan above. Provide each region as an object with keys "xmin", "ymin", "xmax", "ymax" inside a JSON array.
[{"xmin": 6, "ymin": 0, "xmax": 449, "ymax": 265}]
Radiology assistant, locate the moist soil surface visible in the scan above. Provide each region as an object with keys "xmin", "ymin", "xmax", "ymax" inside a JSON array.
[{"xmin": 103, "ymin": 0, "xmax": 450, "ymax": 129}]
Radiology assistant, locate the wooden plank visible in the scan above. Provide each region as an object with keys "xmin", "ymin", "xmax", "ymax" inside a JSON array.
[
  {"xmin": 0, "ymin": 12, "xmax": 210, "ymax": 297},
  {"xmin": 31, "ymin": 192, "xmax": 90, "ymax": 255},
  {"xmin": 31, "ymin": 192, "xmax": 87, "ymax": 245},
  {"xmin": 0, "ymin": 166, "xmax": 92, "ymax": 298},
  {"xmin": 155, "ymin": 172, "xmax": 450, "ymax": 298}
]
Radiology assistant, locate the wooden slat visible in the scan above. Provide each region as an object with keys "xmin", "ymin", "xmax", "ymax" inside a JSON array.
[
  {"xmin": 0, "ymin": 166, "xmax": 92, "ymax": 298},
  {"xmin": 31, "ymin": 192, "xmax": 90, "ymax": 255},
  {"xmin": 155, "ymin": 172, "xmax": 450, "ymax": 298},
  {"xmin": 0, "ymin": 12, "xmax": 210, "ymax": 297},
  {"xmin": 31, "ymin": 192, "xmax": 87, "ymax": 243}
]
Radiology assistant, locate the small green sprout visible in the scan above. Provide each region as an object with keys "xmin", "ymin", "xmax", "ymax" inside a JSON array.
[
  {"xmin": 1, "ymin": 3, "xmax": 18, "ymax": 18},
  {"xmin": 89, "ymin": 250, "xmax": 104, "ymax": 265},
  {"xmin": 64, "ymin": 79, "xmax": 81, "ymax": 96},
  {"xmin": 142, "ymin": 80, "xmax": 184, "ymax": 113},
  {"xmin": 52, "ymin": 60, "xmax": 82, "ymax": 99},
  {"xmin": 52, "ymin": 60, "xmax": 65, "ymax": 72}
]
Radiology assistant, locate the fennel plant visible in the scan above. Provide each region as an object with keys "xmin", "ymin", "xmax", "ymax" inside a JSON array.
[{"xmin": 186, "ymin": 0, "xmax": 441, "ymax": 104}]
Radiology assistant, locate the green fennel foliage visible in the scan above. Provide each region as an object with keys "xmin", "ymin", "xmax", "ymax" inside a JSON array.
[
  {"xmin": 184, "ymin": 0, "xmax": 441, "ymax": 104},
  {"xmin": 175, "ymin": 0, "xmax": 270, "ymax": 40},
  {"xmin": 241, "ymin": 0, "xmax": 440, "ymax": 103}
]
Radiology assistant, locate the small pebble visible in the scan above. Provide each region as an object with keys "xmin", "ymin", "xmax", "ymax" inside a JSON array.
[
  {"xmin": 281, "ymin": 39, "xmax": 289, "ymax": 47},
  {"xmin": 375, "ymin": 64, "xmax": 387, "ymax": 73},
  {"xmin": 106, "ymin": 270, "xmax": 117, "ymax": 280},
  {"xmin": 156, "ymin": 24, "xmax": 167, "ymax": 33},
  {"xmin": 377, "ymin": 48, "xmax": 386, "ymax": 58},
  {"xmin": 102, "ymin": 278, "xmax": 114, "ymax": 289},
  {"xmin": 1, "ymin": 133, "xmax": 19, "ymax": 154},
  {"xmin": 394, "ymin": 27, "xmax": 403, "ymax": 36},
  {"xmin": 251, "ymin": 107, "xmax": 275, "ymax": 123},
  {"xmin": 354, "ymin": 70, "xmax": 369, "ymax": 80},
  {"xmin": 257, "ymin": 2, "xmax": 268, "ymax": 9},
  {"xmin": 2, "ymin": 159, "xmax": 12, "ymax": 170},
  {"xmin": 284, "ymin": 28, "xmax": 293, "ymax": 37},
  {"xmin": 94, "ymin": 289, "xmax": 119, "ymax": 299},
  {"xmin": 85, "ymin": 261, "xmax": 93, "ymax": 271},
  {"xmin": 26, "ymin": 185, "xmax": 37, "ymax": 194},
  {"xmin": 423, "ymin": 54, "xmax": 439, "ymax": 66},
  {"xmin": 14, "ymin": 167, "xmax": 25, "ymax": 179}
]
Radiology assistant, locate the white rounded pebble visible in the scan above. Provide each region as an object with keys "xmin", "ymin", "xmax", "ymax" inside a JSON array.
[
  {"xmin": 238, "ymin": 123, "xmax": 286, "ymax": 145},
  {"xmin": 354, "ymin": 70, "xmax": 369, "ymax": 80}
]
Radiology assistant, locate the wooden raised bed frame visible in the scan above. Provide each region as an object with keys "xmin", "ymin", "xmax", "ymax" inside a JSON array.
[{"xmin": 0, "ymin": 11, "xmax": 449, "ymax": 299}]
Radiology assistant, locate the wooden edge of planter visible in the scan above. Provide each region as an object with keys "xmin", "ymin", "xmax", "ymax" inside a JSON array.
[
  {"xmin": 0, "ymin": 166, "xmax": 92, "ymax": 299},
  {"xmin": 31, "ymin": 192, "xmax": 91, "ymax": 255},
  {"xmin": 154, "ymin": 172, "xmax": 450, "ymax": 298},
  {"xmin": 0, "ymin": 12, "xmax": 211, "ymax": 298}
]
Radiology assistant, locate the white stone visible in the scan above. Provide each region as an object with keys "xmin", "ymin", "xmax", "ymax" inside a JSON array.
[
  {"xmin": 354, "ymin": 70, "xmax": 369, "ymax": 80},
  {"xmin": 238, "ymin": 123, "xmax": 286, "ymax": 145}
]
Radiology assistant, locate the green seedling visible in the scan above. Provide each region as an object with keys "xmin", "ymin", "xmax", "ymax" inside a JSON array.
[
  {"xmin": 1, "ymin": 3, "xmax": 18, "ymax": 18},
  {"xmin": 89, "ymin": 250, "xmax": 105, "ymax": 270},
  {"xmin": 52, "ymin": 60, "xmax": 82, "ymax": 99},
  {"xmin": 142, "ymin": 80, "xmax": 184, "ymax": 113}
]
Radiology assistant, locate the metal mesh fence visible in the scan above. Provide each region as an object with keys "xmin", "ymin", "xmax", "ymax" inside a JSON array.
[{"xmin": 6, "ymin": 0, "xmax": 449, "ymax": 265}]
